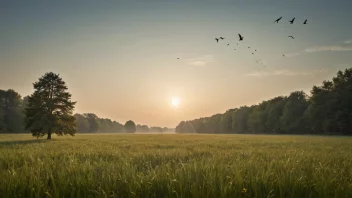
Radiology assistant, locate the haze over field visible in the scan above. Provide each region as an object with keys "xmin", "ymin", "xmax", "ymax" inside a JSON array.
[
  {"xmin": 1, "ymin": 0, "xmax": 352, "ymax": 128},
  {"xmin": 2, "ymin": 1, "xmax": 352, "ymax": 197}
]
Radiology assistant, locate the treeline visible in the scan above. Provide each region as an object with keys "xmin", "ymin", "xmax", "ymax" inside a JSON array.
[
  {"xmin": 0, "ymin": 90, "xmax": 27, "ymax": 133},
  {"xmin": 74, "ymin": 113, "xmax": 174, "ymax": 133},
  {"xmin": 176, "ymin": 68, "xmax": 352, "ymax": 135},
  {"xmin": 0, "ymin": 90, "xmax": 173, "ymax": 133}
]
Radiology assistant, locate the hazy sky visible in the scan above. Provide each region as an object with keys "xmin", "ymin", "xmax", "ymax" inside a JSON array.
[{"xmin": 1, "ymin": 0, "xmax": 352, "ymax": 127}]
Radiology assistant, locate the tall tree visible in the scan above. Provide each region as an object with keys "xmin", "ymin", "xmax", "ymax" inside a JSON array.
[
  {"xmin": 125, "ymin": 120, "xmax": 136, "ymax": 133},
  {"xmin": 25, "ymin": 72, "xmax": 76, "ymax": 139},
  {"xmin": 281, "ymin": 91, "xmax": 309, "ymax": 134},
  {"xmin": 265, "ymin": 96, "xmax": 287, "ymax": 133}
]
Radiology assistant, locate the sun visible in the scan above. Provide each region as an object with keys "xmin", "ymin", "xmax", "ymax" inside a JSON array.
[{"xmin": 171, "ymin": 97, "xmax": 181, "ymax": 107}]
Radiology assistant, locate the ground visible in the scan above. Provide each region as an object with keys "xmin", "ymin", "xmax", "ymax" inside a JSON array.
[{"xmin": 0, "ymin": 134, "xmax": 351, "ymax": 198}]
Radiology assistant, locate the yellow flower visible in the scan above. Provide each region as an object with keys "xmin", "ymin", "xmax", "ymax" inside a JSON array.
[{"xmin": 242, "ymin": 188, "xmax": 247, "ymax": 193}]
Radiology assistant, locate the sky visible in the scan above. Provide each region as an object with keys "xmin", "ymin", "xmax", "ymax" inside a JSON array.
[{"xmin": 1, "ymin": 0, "xmax": 352, "ymax": 127}]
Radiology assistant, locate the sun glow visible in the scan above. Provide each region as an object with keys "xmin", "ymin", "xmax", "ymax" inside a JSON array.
[{"xmin": 171, "ymin": 97, "xmax": 181, "ymax": 107}]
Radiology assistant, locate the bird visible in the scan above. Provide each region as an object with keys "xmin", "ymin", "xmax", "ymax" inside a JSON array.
[
  {"xmin": 238, "ymin": 34, "xmax": 244, "ymax": 41},
  {"xmin": 303, "ymin": 19, "xmax": 307, "ymax": 24},
  {"xmin": 289, "ymin": 17, "xmax": 295, "ymax": 24},
  {"xmin": 227, "ymin": 44, "xmax": 230, "ymax": 46},
  {"xmin": 288, "ymin": 36, "xmax": 294, "ymax": 39},
  {"xmin": 177, "ymin": 58, "xmax": 179, "ymax": 59},
  {"xmin": 215, "ymin": 38, "xmax": 219, "ymax": 43},
  {"xmin": 234, "ymin": 49, "xmax": 236, "ymax": 51},
  {"xmin": 248, "ymin": 47, "xmax": 250, "ymax": 48},
  {"xmin": 274, "ymin": 17, "xmax": 283, "ymax": 23},
  {"xmin": 255, "ymin": 50, "xmax": 257, "ymax": 52},
  {"xmin": 282, "ymin": 54, "xmax": 286, "ymax": 57},
  {"xmin": 220, "ymin": 37, "xmax": 225, "ymax": 40},
  {"xmin": 252, "ymin": 53, "xmax": 254, "ymax": 55}
]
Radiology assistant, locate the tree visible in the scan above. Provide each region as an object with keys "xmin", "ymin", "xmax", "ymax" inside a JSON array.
[
  {"xmin": 150, "ymin": 126, "xmax": 163, "ymax": 132},
  {"xmin": 83, "ymin": 113, "xmax": 99, "ymax": 133},
  {"xmin": 137, "ymin": 124, "xmax": 149, "ymax": 132},
  {"xmin": 281, "ymin": 91, "xmax": 309, "ymax": 134},
  {"xmin": 0, "ymin": 97, "xmax": 5, "ymax": 132},
  {"xmin": 264, "ymin": 96, "xmax": 287, "ymax": 133},
  {"xmin": 74, "ymin": 113, "xmax": 89, "ymax": 132},
  {"xmin": 220, "ymin": 109, "xmax": 236, "ymax": 133},
  {"xmin": 0, "ymin": 89, "xmax": 25, "ymax": 133},
  {"xmin": 175, "ymin": 67, "xmax": 352, "ymax": 135},
  {"xmin": 232, "ymin": 106, "xmax": 251, "ymax": 134},
  {"xmin": 25, "ymin": 72, "xmax": 76, "ymax": 139},
  {"xmin": 124, "ymin": 120, "xmax": 136, "ymax": 133}
]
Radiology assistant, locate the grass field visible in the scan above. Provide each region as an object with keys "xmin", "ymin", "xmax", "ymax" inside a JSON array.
[{"xmin": 0, "ymin": 134, "xmax": 352, "ymax": 198}]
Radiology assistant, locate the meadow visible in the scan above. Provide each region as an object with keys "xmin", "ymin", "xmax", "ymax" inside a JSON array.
[{"xmin": 0, "ymin": 134, "xmax": 351, "ymax": 198}]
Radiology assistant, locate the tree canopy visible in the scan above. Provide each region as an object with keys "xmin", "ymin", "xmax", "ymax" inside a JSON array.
[
  {"xmin": 176, "ymin": 68, "xmax": 352, "ymax": 135},
  {"xmin": 124, "ymin": 120, "xmax": 136, "ymax": 133},
  {"xmin": 0, "ymin": 89, "xmax": 26, "ymax": 133},
  {"xmin": 25, "ymin": 72, "xmax": 76, "ymax": 139}
]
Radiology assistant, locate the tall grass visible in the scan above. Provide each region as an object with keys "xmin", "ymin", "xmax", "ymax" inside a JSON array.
[{"xmin": 0, "ymin": 134, "xmax": 351, "ymax": 197}]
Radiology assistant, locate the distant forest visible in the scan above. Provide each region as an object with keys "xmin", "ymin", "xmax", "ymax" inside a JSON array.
[
  {"xmin": 0, "ymin": 91, "xmax": 173, "ymax": 133},
  {"xmin": 176, "ymin": 68, "xmax": 352, "ymax": 135}
]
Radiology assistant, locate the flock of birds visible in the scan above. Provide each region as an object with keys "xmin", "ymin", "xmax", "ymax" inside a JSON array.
[{"xmin": 177, "ymin": 17, "xmax": 309, "ymax": 66}]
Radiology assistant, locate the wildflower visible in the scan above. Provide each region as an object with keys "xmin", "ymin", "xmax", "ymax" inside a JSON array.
[{"xmin": 242, "ymin": 188, "xmax": 247, "ymax": 193}]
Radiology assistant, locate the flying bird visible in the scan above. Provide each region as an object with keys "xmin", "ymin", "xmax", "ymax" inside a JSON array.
[
  {"xmin": 248, "ymin": 47, "xmax": 250, "ymax": 48},
  {"xmin": 274, "ymin": 17, "xmax": 282, "ymax": 23},
  {"xmin": 177, "ymin": 58, "xmax": 179, "ymax": 59},
  {"xmin": 227, "ymin": 44, "xmax": 230, "ymax": 46},
  {"xmin": 282, "ymin": 54, "xmax": 286, "ymax": 57},
  {"xmin": 238, "ymin": 34, "xmax": 243, "ymax": 41},
  {"xmin": 234, "ymin": 49, "xmax": 236, "ymax": 50},
  {"xmin": 288, "ymin": 36, "xmax": 294, "ymax": 39},
  {"xmin": 255, "ymin": 50, "xmax": 257, "ymax": 52},
  {"xmin": 303, "ymin": 19, "xmax": 307, "ymax": 24},
  {"xmin": 220, "ymin": 37, "xmax": 225, "ymax": 40},
  {"xmin": 215, "ymin": 38, "xmax": 219, "ymax": 43},
  {"xmin": 289, "ymin": 17, "xmax": 295, "ymax": 24},
  {"xmin": 252, "ymin": 53, "xmax": 254, "ymax": 55}
]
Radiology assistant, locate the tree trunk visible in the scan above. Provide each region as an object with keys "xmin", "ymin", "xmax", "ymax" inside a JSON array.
[{"xmin": 47, "ymin": 129, "xmax": 52, "ymax": 140}]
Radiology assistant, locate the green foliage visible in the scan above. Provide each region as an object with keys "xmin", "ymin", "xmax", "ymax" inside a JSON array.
[
  {"xmin": 25, "ymin": 72, "xmax": 76, "ymax": 139},
  {"xmin": 124, "ymin": 120, "xmax": 136, "ymax": 133},
  {"xmin": 74, "ymin": 113, "xmax": 125, "ymax": 133},
  {"xmin": 74, "ymin": 114, "xmax": 90, "ymax": 132},
  {"xmin": 306, "ymin": 68, "xmax": 352, "ymax": 134},
  {"xmin": 0, "ymin": 99, "xmax": 5, "ymax": 132},
  {"xmin": 281, "ymin": 91, "xmax": 309, "ymax": 133},
  {"xmin": 137, "ymin": 124, "xmax": 150, "ymax": 132},
  {"xmin": 0, "ymin": 134, "xmax": 352, "ymax": 197},
  {"xmin": 176, "ymin": 67, "xmax": 352, "ymax": 135},
  {"xmin": 232, "ymin": 106, "xmax": 251, "ymax": 133},
  {"xmin": 0, "ymin": 89, "xmax": 26, "ymax": 133},
  {"xmin": 83, "ymin": 113, "xmax": 99, "ymax": 133},
  {"xmin": 150, "ymin": 126, "xmax": 163, "ymax": 132},
  {"xmin": 220, "ymin": 109, "xmax": 236, "ymax": 133},
  {"xmin": 73, "ymin": 114, "xmax": 170, "ymax": 134}
]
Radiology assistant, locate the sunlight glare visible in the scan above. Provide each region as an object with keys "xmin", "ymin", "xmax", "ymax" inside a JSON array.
[{"xmin": 171, "ymin": 97, "xmax": 181, "ymax": 107}]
